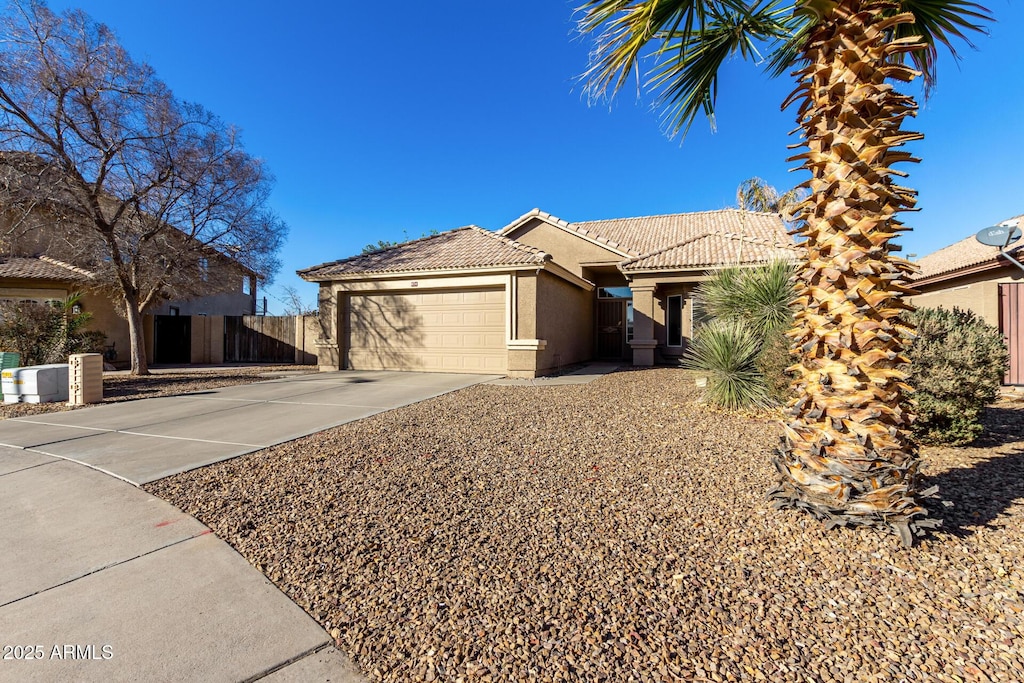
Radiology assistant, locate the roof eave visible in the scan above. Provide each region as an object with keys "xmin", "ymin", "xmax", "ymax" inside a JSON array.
[
  {"xmin": 912, "ymin": 257, "xmax": 1007, "ymax": 288},
  {"xmin": 499, "ymin": 208, "xmax": 635, "ymax": 259},
  {"xmin": 300, "ymin": 262, "xmax": 549, "ymax": 283}
]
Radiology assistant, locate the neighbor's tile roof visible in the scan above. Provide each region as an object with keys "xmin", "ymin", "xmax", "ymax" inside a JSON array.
[
  {"xmin": 298, "ymin": 226, "xmax": 549, "ymax": 279},
  {"xmin": 913, "ymin": 214, "xmax": 1024, "ymax": 282},
  {"xmin": 0, "ymin": 255, "xmax": 94, "ymax": 281},
  {"xmin": 620, "ymin": 233, "xmax": 799, "ymax": 272},
  {"xmin": 504, "ymin": 208, "xmax": 790, "ymax": 259}
]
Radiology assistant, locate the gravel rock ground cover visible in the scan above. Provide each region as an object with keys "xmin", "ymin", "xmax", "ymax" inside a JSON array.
[
  {"xmin": 147, "ymin": 368, "xmax": 1024, "ymax": 683},
  {"xmin": 0, "ymin": 365, "xmax": 303, "ymax": 420}
]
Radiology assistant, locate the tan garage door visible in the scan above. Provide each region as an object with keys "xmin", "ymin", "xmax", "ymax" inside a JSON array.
[{"xmin": 347, "ymin": 288, "xmax": 506, "ymax": 373}]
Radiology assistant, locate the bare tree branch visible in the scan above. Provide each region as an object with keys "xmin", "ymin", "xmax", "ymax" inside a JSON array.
[{"xmin": 0, "ymin": 0, "xmax": 287, "ymax": 374}]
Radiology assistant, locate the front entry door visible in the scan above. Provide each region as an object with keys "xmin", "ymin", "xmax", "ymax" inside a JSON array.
[{"xmin": 597, "ymin": 299, "xmax": 625, "ymax": 360}]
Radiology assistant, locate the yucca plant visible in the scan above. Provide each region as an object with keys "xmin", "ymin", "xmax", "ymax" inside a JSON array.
[
  {"xmin": 701, "ymin": 260, "xmax": 797, "ymax": 338},
  {"xmin": 685, "ymin": 319, "xmax": 770, "ymax": 410},
  {"xmin": 578, "ymin": 0, "xmax": 990, "ymax": 546},
  {"xmin": 691, "ymin": 261, "xmax": 797, "ymax": 407}
]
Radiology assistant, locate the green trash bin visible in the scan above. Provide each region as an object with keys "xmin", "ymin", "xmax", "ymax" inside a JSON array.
[{"xmin": 0, "ymin": 352, "xmax": 21, "ymax": 401}]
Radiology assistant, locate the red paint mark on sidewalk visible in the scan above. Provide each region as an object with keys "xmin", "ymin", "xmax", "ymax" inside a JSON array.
[
  {"xmin": 198, "ymin": 529, "xmax": 213, "ymax": 536},
  {"xmin": 155, "ymin": 519, "xmax": 179, "ymax": 528}
]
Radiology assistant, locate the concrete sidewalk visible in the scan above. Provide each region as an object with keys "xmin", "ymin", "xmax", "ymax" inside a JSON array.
[
  {"xmin": 0, "ymin": 370, "xmax": 498, "ymax": 682},
  {"xmin": 486, "ymin": 362, "xmax": 621, "ymax": 386}
]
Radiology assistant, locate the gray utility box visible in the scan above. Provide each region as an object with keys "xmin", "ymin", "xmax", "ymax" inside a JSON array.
[{"xmin": 2, "ymin": 364, "xmax": 70, "ymax": 404}]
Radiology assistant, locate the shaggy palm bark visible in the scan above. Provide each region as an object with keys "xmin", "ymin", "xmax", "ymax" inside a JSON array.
[{"xmin": 769, "ymin": 0, "xmax": 939, "ymax": 546}]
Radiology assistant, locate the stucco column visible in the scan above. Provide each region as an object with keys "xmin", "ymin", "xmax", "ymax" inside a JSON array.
[
  {"xmin": 629, "ymin": 284, "xmax": 658, "ymax": 367},
  {"xmin": 315, "ymin": 284, "xmax": 341, "ymax": 371}
]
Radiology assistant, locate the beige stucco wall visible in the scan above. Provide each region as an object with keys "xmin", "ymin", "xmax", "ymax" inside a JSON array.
[
  {"xmin": 187, "ymin": 315, "xmax": 225, "ymax": 364},
  {"xmin": 909, "ymin": 265, "xmax": 1024, "ymax": 328},
  {"xmin": 624, "ymin": 274, "xmax": 701, "ymax": 363},
  {"xmin": 86, "ymin": 292, "xmax": 130, "ymax": 363},
  {"xmin": 506, "ymin": 218, "xmax": 625, "ymax": 277},
  {"xmin": 151, "ymin": 291, "xmax": 254, "ymax": 316},
  {"xmin": 535, "ymin": 271, "xmax": 593, "ymax": 372},
  {"xmin": 515, "ymin": 272, "xmax": 538, "ymax": 339},
  {"xmin": 656, "ymin": 283, "xmax": 696, "ymax": 360}
]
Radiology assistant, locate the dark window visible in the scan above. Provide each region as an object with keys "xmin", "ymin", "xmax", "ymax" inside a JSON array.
[{"xmin": 667, "ymin": 295, "xmax": 683, "ymax": 347}]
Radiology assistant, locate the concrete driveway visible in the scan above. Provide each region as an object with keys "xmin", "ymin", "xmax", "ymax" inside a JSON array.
[
  {"xmin": 0, "ymin": 370, "xmax": 496, "ymax": 485},
  {"xmin": 0, "ymin": 370, "xmax": 497, "ymax": 682}
]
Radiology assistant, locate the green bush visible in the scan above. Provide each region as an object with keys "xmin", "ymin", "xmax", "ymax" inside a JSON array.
[
  {"xmin": 0, "ymin": 293, "xmax": 104, "ymax": 366},
  {"xmin": 687, "ymin": 261, "xmax": 796, "ymax": 409},
  {"xmin": 755, "ymin": 328, "xmax": 793, "ymax": 403},
  {"xmin": 906, "ymin": 307, "xmax": 1008, "ymax": 446},
  {"xmin": 698, "ymin": 260, "xmax": 796, "ymax": 338}
]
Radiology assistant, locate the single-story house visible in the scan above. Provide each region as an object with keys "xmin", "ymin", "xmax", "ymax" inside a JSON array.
[
  {"xmin": 300, "ymin": 208, "xmax": 795, "ymax": 378},
  {"xmin": 909, "ymin": 214, "xmax": 1024, "ymax": 384}
]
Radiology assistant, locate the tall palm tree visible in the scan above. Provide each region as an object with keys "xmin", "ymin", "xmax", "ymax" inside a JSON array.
[
  {"xmin": 737, "ymin": 176, "xmax": 805, "ymax": 221},
  {"xmin": 578, "ymin": 0, "xmax": 989, "ymax": 546}
]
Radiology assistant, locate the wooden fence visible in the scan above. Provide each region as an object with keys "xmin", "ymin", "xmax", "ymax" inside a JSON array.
[{"xmin": 224, "ymin": 315, "xmax": 317, "ymax": 364}]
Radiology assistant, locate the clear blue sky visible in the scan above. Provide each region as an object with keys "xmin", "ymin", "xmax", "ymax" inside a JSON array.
[{"xmin": 45, "ymin": 1, "xmax": 1024, "ymax": 314}]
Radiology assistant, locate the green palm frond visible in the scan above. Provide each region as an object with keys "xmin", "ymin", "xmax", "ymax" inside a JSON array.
[
  {"xmin": 577, "ymin": 0, "xmax": 711, "ymax": 103},
  {"xmin": 890, "ymin": 0, "xmax": 991, "ymax": 89},
  {"xmin": 578, "ymin": 0, "xmax": 792, "ymax": 136}
]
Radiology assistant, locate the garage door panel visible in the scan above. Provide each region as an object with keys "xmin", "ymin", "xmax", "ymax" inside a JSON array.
[{"xmin": 347, "ymin": 288, "xmax": 506, "ymax": 374}]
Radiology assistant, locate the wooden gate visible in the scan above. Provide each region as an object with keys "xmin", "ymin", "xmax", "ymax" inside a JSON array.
[
  {"xmin": 1000, "ymin": 283, "xmax": 1024, "ymax": 385},
  {"xmin": 224, "ymin": 316, "xmax": 296, "ymax": 363},
  {"xmin": 154, "ymin": 315, "xmax": 191, "ymax": 364}
]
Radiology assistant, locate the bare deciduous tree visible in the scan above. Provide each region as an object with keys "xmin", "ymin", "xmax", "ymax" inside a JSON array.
[{"xmin": 0, "ymin": 0, "xmax": 287, "ymax": 374}]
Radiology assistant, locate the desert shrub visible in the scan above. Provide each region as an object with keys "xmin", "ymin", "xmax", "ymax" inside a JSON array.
[
  {"xmin": 684, "ymin": 319, "xmax": 770, "ymax": 410},
  {"xmin": 687, "ymin": 261, "xmax": 796, "ymax": 408},
  {"xmin": 755, "ymin": 328, "xmax": 793, "ymax": 403},
  {"xmin": 0, "ymin": 293, "xmax": 104, "ymax": 366},
  {"xmin": 906, "ymin": 307, "xmax": 1008, "ymax": 445}
]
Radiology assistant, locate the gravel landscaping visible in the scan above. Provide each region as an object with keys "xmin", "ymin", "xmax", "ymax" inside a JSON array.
[
  {"xmin": 147, "ymin": 368, "xmax": 1024, "ymax": 683},
  {"xmin": 0, "ymin": 365, "xmax": 307, "ymax": 420}
]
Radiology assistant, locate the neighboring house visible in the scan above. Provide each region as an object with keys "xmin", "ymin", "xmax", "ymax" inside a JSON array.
[
  {"xmin": 1, "ymin": 152, "xmax": 260, "ymax": 366},
  {"xmin": 909, "ymin": 214, "xmax": 1024, "ymax": 384},
  {"xmin": 0, "ymin": 254, "xmax": 124, "ymax": 350},
  {"xmin": 0, "ymin": 244, "xmax": 258, "ymax": 368},
  {"xmin": 300, "ymin": 208, "xmax": 794, "ymax": 378}
]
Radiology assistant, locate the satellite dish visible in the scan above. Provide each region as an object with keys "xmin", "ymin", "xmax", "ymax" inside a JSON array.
[{"xmin": 975, "ymin": 225, "xmax": 1023, "ymax": 248}]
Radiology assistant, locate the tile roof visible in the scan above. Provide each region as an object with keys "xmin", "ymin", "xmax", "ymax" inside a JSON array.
[
  {"xmin": 503, "ymin": 208, "xmax": 789, "ymax": 258},
  {"xmin": 0, "ymin": 255, "xmax": 95, "ymax": 282},
  {"xmin": 620, "ymin": 232, "xmax": 799, "ymax": 272},
  {"xmin": 298, "ymin": 226, "xmax": 549, "ymax": 280},
  {"xmin": 913, "ymin": 215, "xmax": 1024, "ymax": 282}
]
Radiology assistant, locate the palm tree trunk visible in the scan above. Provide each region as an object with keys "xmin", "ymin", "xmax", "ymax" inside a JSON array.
[{"xmin": 769, "ymin": 0, "xmax": 938, "ymax": 546}]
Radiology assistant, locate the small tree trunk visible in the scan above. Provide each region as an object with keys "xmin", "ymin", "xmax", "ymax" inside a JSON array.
[{"xmin": 124, "ymin": 294, "xmax": 149, "ymax": 375}]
